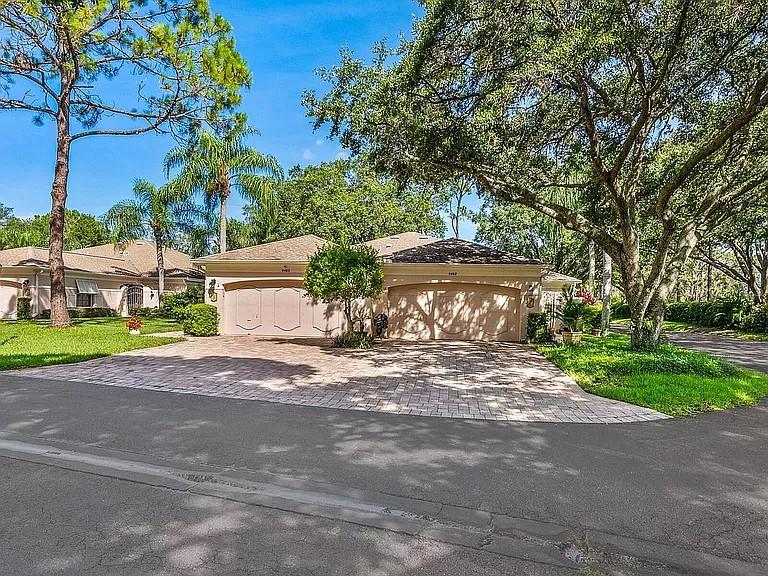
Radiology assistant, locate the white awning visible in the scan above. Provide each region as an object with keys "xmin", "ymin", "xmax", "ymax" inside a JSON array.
[{"xmin": 75, "ymin": 279, "xmax": 99, "ymax": 294}]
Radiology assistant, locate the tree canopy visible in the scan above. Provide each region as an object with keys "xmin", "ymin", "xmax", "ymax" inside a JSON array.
[
  {"xmin": 0, "ymin": 209, "xmax": 109, "ymax": 250},
  {"xmin": 240, "ymin": 160, "xmax": 445, "ymax": 247},
  {"xmin": 305, "ymin": 0, "xmax": 768, "ymax": 347},
  {"xmin": 474, "ymin": 200, "xmax": 587, "ymax": 279}
]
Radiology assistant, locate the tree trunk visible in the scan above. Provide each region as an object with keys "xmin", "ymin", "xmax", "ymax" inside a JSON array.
[
  {"xmin": 588, "ymin": 240, "xmax": 596, "ymax": 294},
  {"xmin": 49, "ymin": 88, "xmax": 73, "ymax": 328},
  {"xmin": 153, "ymin": 229, "xmax": 166, "ymax": 307},
  {"xmin": 343, "ymin": 298, "xmax": 353, "ymax": 334},
  {"xmin": 600, "ymin": 251, "xmax": 612, "ymax": 336},
  {"xmin": 219, "ymin": 193, "xmax": 228, "ymax": 253},
  {"xmin": 706, "ymin": 246, "xmax": 713, "ymax": 301}
]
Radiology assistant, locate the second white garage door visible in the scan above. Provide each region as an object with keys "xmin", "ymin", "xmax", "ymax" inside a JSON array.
[{"xmin": 223, "ymin": 284, "xmax": 344, "ymax": 337}]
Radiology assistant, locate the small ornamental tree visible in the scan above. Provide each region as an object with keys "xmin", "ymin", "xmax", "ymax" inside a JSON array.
[{"xmin": 304, "ymin": 244, "xmax": 384, "ymax": 334}]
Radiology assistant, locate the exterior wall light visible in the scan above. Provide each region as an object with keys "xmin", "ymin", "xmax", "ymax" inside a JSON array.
[{"xmin": 525, "ymin": 283, "xmax": 536, "ymax": 309}]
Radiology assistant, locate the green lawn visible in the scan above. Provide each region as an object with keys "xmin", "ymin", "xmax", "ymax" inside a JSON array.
[
  {"xmin": 0, "ymin": 317, "xmax": 184, "ymax": 371},
  {"xmin": 538, "ymin": 334, "xmax": 768, "ymax": 417},
  {"xmin": 612, "ymin": 318, "xmax": 768, "ymax": 341}
]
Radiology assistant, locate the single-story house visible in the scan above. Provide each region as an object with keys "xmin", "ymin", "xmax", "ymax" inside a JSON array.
[
  {"xmin": 194, "ymin": 232, "xmax": 578, "ymax": 342},
  {"xmin": 0, "ymin": 241, "xmax": 203, "ymax": 319}
]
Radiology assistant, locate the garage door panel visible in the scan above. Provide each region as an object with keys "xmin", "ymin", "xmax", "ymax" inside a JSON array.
[
  {"xmin": 312, "ymin": 300, "xmax": 344, "ymax": 334},
  {"xmin": 274, "ymin": 288, "xmax": 302, "ymax": 332},
  {"xmin": 234, "ymin": 289, "xmax": 263, "ymax": 331},
  {"xmin": 388, "ymin": 283, "xmax": 520, "ymax": 342}
]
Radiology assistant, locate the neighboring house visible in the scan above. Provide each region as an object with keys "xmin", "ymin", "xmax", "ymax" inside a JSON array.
[
  {"xmin": 0, "ymin": 241, "xmax": 203, "ymax": 319},
  {"xmin": 195, "ymin": 232, "xmax": 577, "ymax": 342}
]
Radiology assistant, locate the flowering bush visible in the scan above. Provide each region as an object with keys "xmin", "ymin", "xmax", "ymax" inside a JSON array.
[
  {"xmin": 126, "ymin": 314, "xmax": 144, "ymax": 332},
  {"xmin": 575, "ymin": 287, "xmax": 597, "ymax": 305}
]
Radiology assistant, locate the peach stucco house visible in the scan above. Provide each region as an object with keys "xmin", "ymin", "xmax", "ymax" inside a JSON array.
[
  {"xmin": 0, "ymin": 241, "xmax": 203, "ymax": 319},
  {"xmin": 195, "ymin": 232, "xmax": 577, "ymax": 342}
]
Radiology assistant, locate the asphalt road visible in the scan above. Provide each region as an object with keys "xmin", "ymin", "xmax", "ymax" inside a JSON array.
[
  {"xmin": 2, "ymin": 456, "xmax": 557, "ymax": 576},
  {"xmin": 1, "ymin": 374, "xmax": 767, "ymax": 575},
  {"xmin": 666, "ymin": 332, "xmax": 768, "ymax": 373}
]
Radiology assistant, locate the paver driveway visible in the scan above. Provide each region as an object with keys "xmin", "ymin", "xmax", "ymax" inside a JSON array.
[{"xmin": 13, "ymin": 338, "xmax": 667, "ymax": 423}]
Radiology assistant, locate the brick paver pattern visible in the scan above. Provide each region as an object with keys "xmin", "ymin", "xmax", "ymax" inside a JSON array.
[{"xmin": 15, "ymin": 338, "xmax": 668, "ymax": 423}]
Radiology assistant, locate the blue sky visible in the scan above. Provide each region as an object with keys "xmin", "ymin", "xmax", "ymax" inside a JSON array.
[{"xmin": 0, "ymin": 0, "xmax": 477, "ymax": 238}]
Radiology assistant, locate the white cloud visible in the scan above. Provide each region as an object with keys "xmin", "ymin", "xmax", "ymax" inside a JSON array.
[
  {"xmin": 315, "ymin": 138, "xmax": 324, "ymax": 146},
  {"xmin": 302, "ymin": 148, "xmax": 316, "ymax": 162}
]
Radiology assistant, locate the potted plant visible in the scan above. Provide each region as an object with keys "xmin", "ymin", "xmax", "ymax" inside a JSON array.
[
  {"xmin": 557, "ymin": 287, "xmax": 587, "ymax": 344},
  {"xmin": 126, "ymin": 313, "xmax": 144, "ymax": 336}
]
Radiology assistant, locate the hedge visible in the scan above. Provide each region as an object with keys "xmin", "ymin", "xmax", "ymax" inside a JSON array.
[
  {"xmin": 612, "ymin": 299, "xmax": 767, "ymax": 334},
  {"xmin": 182, "ymin": 303, "xmax": 219, "ymax": 336},
  {"xmin": 741, "ymin": 306, "xmax": 768, "ymax": 333},
  {"xmin": 38, "ymin": 307, "xmax": 117, "ymax": 319},
  {"xmin": 666, "ymin": 299, "xmax": 749, "ymax": 329},
  {"xmin": 612, "ymin": 303, "xmax": 630, "ymax": 319},
  {"xmin": 16, "ymin": 297, "xmax": 32, "ymax": 320}
]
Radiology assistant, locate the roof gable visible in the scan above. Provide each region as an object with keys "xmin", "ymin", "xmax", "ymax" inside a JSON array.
[{"xmin": 388, "ymin": 238, "xmax": 541, "ymax": 265}]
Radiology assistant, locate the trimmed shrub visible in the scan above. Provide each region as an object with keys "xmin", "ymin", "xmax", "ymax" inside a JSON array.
[
  {"xmin": 162, "ymin": 286, "xmax": 204, "ymax": 320},
  {"xmin": 333, "ymin": 331, "xmax": 374, "ymax": 349},
  {"xmin": 70, "ymin": 307, "xmax": 117, "ymax": 318},
  {"xmin": 38, "ymin": 307, "xmax": 116, "ymax": 319},
  {"xmin": 182, "ymin": 303, "xmax": 219, "ymax": 336},
  {"xmin": 741, "ymin": 306, "xmax": 768, "ymax": 333},
  {"xmin": 526, "ymin": 312, "xmax": 548, "ymax": 343},
  {"xmin": 16, "ymin": 297, "xmax": 32, "ymax": 320},
  {"xmin": 132, "ymin": 307, "xmax": 161, "ymax": 318}
]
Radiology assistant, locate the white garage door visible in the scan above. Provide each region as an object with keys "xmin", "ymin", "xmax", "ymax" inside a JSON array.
[
  {"xmin": 387, "ymin": 283, "xmax": 521, "ymax": 342},
  {"xmin": 223, "ymin": 284, "xmax": 344, "ymax": 337}
]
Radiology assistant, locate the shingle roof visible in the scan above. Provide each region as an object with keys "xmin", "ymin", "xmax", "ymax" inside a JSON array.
[
  {"xmin": 0, "ymin": 242, "xmax": 201, "ymax": 279},
  {"xmin": 542, "ymin": 272, "xmax": 581, "ymax": 284},
  {"xmin": 387, "ymin": 238, "xmax": 542, "ymax": 265},
  {"xmin": 194, "ymin": 235, "xmax": 327, "ymax": 263},
  {"xmin": 363, "ymin": 232, "xmax": 440, "ymax": 257},
  {"xmin": 73, "ymin": 242, "xmax": 202, "ymax": 278}
]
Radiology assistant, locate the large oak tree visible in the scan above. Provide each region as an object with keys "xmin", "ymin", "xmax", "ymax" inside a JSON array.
[
  {"xmin": 0, "ymin": 0, "xmax": 250, "ymax": 326},
  {"xmin": 305, "ymin": 0, "xmax": 768, "ymax": 348}
]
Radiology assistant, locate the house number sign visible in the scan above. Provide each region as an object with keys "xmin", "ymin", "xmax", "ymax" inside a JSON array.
[
  {"xmin": 448, "ymin": 271, "xmax": 458, "ymax": 276},
  {"xmin": 282, "ymin": 266, "xmax": 291, "ymax": 273}
]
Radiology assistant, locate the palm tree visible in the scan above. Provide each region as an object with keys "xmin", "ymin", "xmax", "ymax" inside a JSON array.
[
  {"xmin": 104, "ymin": 180, "xmax": 195, "ymax": 306},
  {"xmin": 164, "ymin": 125, "xmax": 283, "ymax": 253}
]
